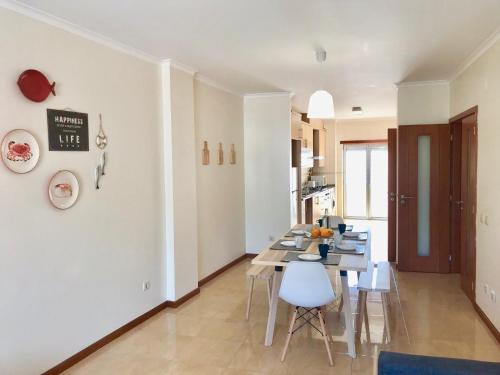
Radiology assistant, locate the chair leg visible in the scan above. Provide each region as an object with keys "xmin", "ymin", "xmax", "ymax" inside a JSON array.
[
  {"xmin": 318, "ymin": 308, "xmax": 334, "ymax": 366},
  {"xmin": 246, "ymin": 277, "xmax": 255, "ymax": 320},
  {"xmin": 363, "ymin": 296, "xmax": 371, "ymax": 342},
  {"xmin": 382, "ymin": 293, "xmax": 391, "ymax": 343},
  {"xmin": 321, "ymin": 307, "xmax": 333, "ymax": 343},
  {"xmin": 281, "ymin": 307, "xmax": 298, "ymax": 362}
]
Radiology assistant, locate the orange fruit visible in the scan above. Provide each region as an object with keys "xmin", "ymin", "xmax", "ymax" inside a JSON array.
[
  {"xmin": 310, "ymin": 227, "xmax": 320, "ymax": 238},
  {"xmin": 320, "ymin": 228, "xmax": 333, "ymax": 237}
]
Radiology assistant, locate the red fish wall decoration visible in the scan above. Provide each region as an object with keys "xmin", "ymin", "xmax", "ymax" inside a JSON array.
[{"xmin": 17, "ymin": 69, "xmax": 56, "ymax": 102}]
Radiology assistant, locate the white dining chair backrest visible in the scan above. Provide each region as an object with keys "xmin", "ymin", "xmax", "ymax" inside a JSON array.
[
  {"xmin": 279, "ymin": 261, "xmax": 336, "ymax": 308},
  {"xmin": 327, "ymin": 216, "xmax": 344, "ymax": 228},
  {"xmin": 358, "ymin": 261, "xmax": 390, "ymax": 293}
]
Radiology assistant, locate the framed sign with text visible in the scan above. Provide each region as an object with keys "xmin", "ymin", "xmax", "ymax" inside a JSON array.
[{"xmin": 47, "ymin": 109, "xmax": 89, "ymax": 151}]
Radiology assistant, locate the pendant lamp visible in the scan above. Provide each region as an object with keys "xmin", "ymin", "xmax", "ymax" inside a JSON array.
[{"xmin": 307, "ymin": 49, "xmax": 335, "ymax": 119}]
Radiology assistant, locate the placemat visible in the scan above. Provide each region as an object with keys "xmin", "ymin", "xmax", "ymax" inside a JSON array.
[
  {"xmin": 282, "ymin": 252, "xmax": 341, "ymax": 266},
  {"xmin": 284, "ymin": 226, "xmax": 313, "ymax": 237},
  {"xmin": 342, "ymin": 232, "xmax": 368, "ymax": 241},
  {"xmin": 331, "ymin": 247, "xmax": 365, "ymax": 256},
  {"xmin": 270, "ymin": 239, "xmax": 312, "ymax": 251}
]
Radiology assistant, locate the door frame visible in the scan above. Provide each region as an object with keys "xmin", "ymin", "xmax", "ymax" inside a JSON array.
[
  {"xmin": 388, "ymin": 129, "xmax": 397, "ymax": 262},
  {"xmin": 449, "ymin": 106, "xmax": 478, "ymax": 302}
]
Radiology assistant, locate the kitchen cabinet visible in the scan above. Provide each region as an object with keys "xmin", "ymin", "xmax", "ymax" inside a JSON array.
[
  {"xmin": 291, "ymin": 121, "xmax": 301, "ymax": 140},
  {"xmin": 302, "ymin": 123, "xmax": 313, "ymax": 150},
  {"xmin": 291, "ymin": 111, "xmax": 313, "ymax": 150},
  {"xmin": 313, "ymin": 129, "xmax": 326, "ymax": 167}
]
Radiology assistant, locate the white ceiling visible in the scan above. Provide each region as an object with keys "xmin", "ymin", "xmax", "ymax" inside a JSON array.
[{"xmin": 10, "ymin": 0, "xmax": 500, "ymax": 118}]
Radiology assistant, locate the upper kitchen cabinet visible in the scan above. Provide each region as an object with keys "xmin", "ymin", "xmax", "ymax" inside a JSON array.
[
  {"xmin": 291, "ymin": 110, "xmax": 313, "ymax": 150},
  {"xmin": 313, "ymin": 128, "xmax": 326, "ymax": 167},
  {"xmin": 302, "ymin": 123, "xmax": 313, "ymax": 150}
]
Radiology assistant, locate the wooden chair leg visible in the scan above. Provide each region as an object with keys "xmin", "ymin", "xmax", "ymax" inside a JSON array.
[
  {"xmin": 318, "ymin": 308, "xmax": 334, "ymax": 366},
  {"xmin": 382, "ymin": 293, "xmax": 391, "ymax": 343},
  {"xmin": 281, "ymin": 307, "xmax": 298, "ymax": 362},
  {"xmin": 246, "ymin": 277, "xmax": 255, "ymax": 320},
  {"xmin": 363, "ymin": 296, "xmax": 371, "ymax": 342},
  {"xmin": 321, "ymin": 307, "xmax": 333, "ymax": 343},
  {"xmin": 355, "ymin": 291, "xmax": 366, "ymax": 340}
]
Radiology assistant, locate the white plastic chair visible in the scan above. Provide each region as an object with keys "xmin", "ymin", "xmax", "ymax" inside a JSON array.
[
  {"xmin": 327, "ymin": 215, "xmax": 344, "ymax": 228},
  {"xmin": 279, "ymin": 261, "xmax": 336, "ymax": 366}
]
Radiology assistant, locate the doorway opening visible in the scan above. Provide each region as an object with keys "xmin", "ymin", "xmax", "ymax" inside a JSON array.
[{"xmin": 342, "ymin": 140, "xmax": 389, "ymax": 262}]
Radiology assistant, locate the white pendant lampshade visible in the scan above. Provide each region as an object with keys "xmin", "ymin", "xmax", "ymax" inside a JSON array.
[{"xmin": 307, "ymin": 89, "xmax": 335, "ymax": 119}]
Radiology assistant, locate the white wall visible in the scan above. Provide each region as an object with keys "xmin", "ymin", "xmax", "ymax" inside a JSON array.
[
  {"xmin": 398, "ymin": 83, "xmax": 450, "ymax": 125},
  {"xmin": 450, "ymin": 38, "xmax": 500, "ymax": 330},
  {"xmin": 244, "ymin": 94, "xmax": 291, "ymax": 253},
  {"xmin": 0, "ymin": 8, "xmax": 164, "ymax": 374},
  {"xmin": 194, "ymin": 80, "xmax": 245, "ymax": 278},
  {"xmin": 334, "ymin": 117, "xmax": 397, "ymax": 217}
]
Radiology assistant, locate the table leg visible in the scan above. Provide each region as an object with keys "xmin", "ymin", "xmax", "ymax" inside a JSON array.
[
  {"xmin": 265, "ymin": 266, "xmax": 283, "ymax": 346},
  {"xmin": 340, "ymin": 270, "xmax": 356, "ymax": 358}
]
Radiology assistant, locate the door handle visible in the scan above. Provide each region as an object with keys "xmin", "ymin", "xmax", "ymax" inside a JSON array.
[
  {"xmin": 455, "ymin": 200, "xmax": 464, "ymax": 210},
  {"xmin": 389, "ymin": 192, "xmax": 396, "ymax": 201},
  {"xmin": 399, "ymin": 194, "xmax": 414, "ymax": 204}
]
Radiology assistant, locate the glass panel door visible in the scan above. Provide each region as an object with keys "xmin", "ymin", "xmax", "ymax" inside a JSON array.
[
  {"xmin": 370, "ymin": 147, "xmax": 388, "ymax": 218},
  {"xmin": 344, "ymin": 143, "xmax": 388, "ymax": 219},
  {"xmin": 344, "ymin": 147, "xmax": 367, "ymax": 217}
]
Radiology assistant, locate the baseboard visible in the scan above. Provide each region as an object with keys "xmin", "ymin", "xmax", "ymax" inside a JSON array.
[
  {"xmin": 473, "ymin": 302, "xmax": 500, "ymax": 344},
  {"xmin": 41, "ymin": 300, "xmax": 169, "ymax": 374},
  {"xmin": 165, "ymin": 287, "xmax": 200, "ymax": 308},
  {"xmin": 41, "ymin": 254, "xmax": 253, "ymax": 374},
  {"xmin": 198, "ymin": 253, "xmax": 249, "ymax": 287}
]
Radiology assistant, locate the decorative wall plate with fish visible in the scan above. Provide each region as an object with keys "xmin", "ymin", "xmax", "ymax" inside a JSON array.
[
  {"xmin": 17, "ymin": 69, "xmax": 56, "ymax": 102},
  {"xmin": 1, "ymin": 129, "xmax": 40, "ymax": 173},
  {"xmin": 48, "ymin": 170, "xmax": 79, "ymax": 210}
]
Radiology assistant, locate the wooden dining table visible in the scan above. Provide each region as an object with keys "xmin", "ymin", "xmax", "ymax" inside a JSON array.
[{"xmin": 251, "ymin": 224, "xmax": 370, "ymax": 358}]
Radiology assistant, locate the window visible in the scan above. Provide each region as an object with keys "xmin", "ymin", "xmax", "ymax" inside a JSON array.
[{"xmin": 343, "ymin": 143, "xmax": 388, "ymax": 219}]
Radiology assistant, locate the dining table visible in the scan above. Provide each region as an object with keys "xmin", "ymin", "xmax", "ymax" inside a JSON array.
[{"xmin": 251, "ymin": 224, "xmax": 370, "ymax": 358}]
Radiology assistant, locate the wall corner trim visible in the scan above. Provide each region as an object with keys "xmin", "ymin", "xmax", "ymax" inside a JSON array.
[
  {"xmin": 244, "ymin": 92, "xmax": 293, "ymax": 98},
  {"xmin": 161, "ymin": 58, "xmax": 198, "ymax": 76},
  {"xmin": 450, "ymin": 25, "xmax": 500, "ymax": 82},
  {"xmin": 0, "ymin": 0, "xmax": 159, "ymax": 64},
  {"xmin": 195, "ymin": 73, "xmax": 242, "ymax": 97},
  {"xmin": 396, "ymin": 80, "xmax": 449, "ymax": 88}
]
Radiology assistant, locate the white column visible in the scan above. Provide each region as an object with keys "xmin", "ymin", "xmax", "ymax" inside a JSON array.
[{"xmin": 161, "ymin": 61, "xmax": 199, "ymax": 301}]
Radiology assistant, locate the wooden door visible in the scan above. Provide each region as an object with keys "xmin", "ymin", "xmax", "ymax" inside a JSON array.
[
  {"xmin": 460, "ymin": 113, "xmax": 477, "ymax": 301},
  {"xmin": 449, "ymin": 121, "xmax": 462, "ymax": 273},
  {"xmin": 397, "ymin": 124, "xmax": 450, "ymax": 272},
  {"xmin": 388, "ymin": 128, "xmax": 397, "ymax": 262}
]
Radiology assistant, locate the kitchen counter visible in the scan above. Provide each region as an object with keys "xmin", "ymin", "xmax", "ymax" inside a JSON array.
[{"xmin": 301, "ymin": 184, "xmax": 335, "ymax": 200}]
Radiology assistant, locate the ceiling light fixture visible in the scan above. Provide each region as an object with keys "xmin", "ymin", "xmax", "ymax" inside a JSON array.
[{"xmin": 307, "ymin": 49, "xmax": 334, "ymax": 119}]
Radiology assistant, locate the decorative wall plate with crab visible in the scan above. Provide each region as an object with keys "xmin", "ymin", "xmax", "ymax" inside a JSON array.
[
  {"xmin": 1, "ymin": 129, "xmax": 40, "ymax": 173},
  {"xmin": 48, "ymin": 170, "xmax": 79, "ymax": 210}
]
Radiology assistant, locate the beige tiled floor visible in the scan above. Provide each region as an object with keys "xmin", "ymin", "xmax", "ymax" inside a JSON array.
[{"xmin": 65, "ymin": 261, "xmax": 500, "ymax": 374}]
